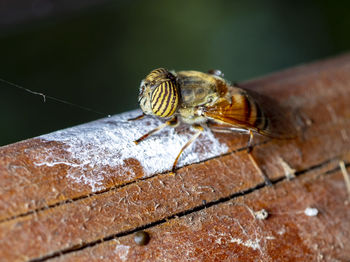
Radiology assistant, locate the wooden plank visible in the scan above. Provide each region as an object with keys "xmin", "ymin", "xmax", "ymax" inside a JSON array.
[
  {"xmin": 0, "ymin": 54, "xmax": 350, "ymax": 261},
  {"xmin": 50, "ymin": 168, "xmax": 350, "ymax": 262}
]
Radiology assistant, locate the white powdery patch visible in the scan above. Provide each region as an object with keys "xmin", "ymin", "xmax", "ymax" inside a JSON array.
[
  {"xmin": 229, "ymin": 237, "xmax": 261, "ymax": 250},
  {"xmin": 35, "ymin": 110, "xmax": 228, "ymax": 191},
  {"xmin": 277, "ymin": 227, "xmax": 286, "ymax": 235},
  {"xmin": 304, "ymin": 207, "xmax": 319, "ymax": 217},
  {"xmin": 114, "ymin": 244, "xmax": 130, "ymax": 261}
]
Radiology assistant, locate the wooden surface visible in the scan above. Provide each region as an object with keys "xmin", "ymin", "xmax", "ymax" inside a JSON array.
[{"xmin": 1, "ymin": 54, "xmax": 350, "ymax": 261}]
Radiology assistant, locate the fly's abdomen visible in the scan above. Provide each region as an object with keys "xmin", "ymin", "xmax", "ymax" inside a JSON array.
[{"xmin": 242, "ymin": 94, "xmax": 269, "ymax": 131}]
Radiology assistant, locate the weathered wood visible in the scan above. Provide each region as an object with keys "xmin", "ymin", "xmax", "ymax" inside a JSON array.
[
  {"xmin": 51, "ymin": 169, "xmax": 350, "ymax": 262},
  {"xmin": 0, "ymin": 54, "xmax": 350, "ymax": 261}
]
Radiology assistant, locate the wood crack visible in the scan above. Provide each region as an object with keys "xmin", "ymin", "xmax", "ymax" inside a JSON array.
[
  {"xmin": 0, "ymin": 140, "xmax": 270, "ymax": 224},
  {"xmin": 28, "ymin": 158, "xmax": 348, "ymax": 262}
]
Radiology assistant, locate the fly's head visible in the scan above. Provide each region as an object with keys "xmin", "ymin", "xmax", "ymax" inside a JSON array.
[{"xmin": 139, "ymin": 68, "xmax": 179, "ymax": 118}]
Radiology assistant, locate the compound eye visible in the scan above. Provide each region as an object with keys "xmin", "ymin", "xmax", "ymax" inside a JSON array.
[
  {"xmin": 151, "ymin": 79, "xmax": 179, "ymax": 118},
  {"xmin": 139, "ymin": 85, "xmax": 145, "ymax": 96}
]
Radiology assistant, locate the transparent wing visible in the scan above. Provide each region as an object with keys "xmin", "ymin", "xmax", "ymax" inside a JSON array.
[{"xmin": 203, "ymin": 85, "xmax": 297, "ymax": 139}]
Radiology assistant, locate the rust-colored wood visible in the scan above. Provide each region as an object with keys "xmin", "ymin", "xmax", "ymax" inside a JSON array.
[
  {"xmin": 51, "ymin": 169, "xmax": 350, "ymax": 262},
  {"xmin": 1, "ymin": 54, "xmax": 350, "ymax": 261}
]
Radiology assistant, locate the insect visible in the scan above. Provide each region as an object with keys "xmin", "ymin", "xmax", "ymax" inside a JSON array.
[{"xmin": 131, "ymin": 68, "xmax": 295, "ymax": 183}]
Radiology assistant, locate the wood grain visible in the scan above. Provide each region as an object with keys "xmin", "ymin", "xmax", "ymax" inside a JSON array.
[{"xmin": 0, "ymin": 54, "xmax": 350, "ymax": 261}]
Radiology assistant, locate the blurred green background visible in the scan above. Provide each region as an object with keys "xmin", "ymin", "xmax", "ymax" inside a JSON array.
[{"xmin": 0, "ymin": 0, "xmax": 349, "ymax": 146}]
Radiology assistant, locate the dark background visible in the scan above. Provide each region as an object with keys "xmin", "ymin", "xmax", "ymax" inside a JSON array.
[{"xmin": 0, "ymin": 0, "xmax": 349, "ymax": 146}]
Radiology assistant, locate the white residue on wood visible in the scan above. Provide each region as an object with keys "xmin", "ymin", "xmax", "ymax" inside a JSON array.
[
  {"xmin": 229, "ymin": 237, "xmax": 261, "ymax": 250},
  {"xmin": 114, "ymin": 244, "xmax": 130, "ymax": 261},
  {"xmin": 35, "ymin": 110, "xmax": 229, "ymax": 191},
  {"xmin": 304, "ymin": 207, "xmax": 319, "ymax": 217}
]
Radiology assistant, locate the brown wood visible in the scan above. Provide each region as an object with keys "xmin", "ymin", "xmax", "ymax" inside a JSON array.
[{"xmin": 1, "ymin": 54, "xmax": 350, "ymax": 261}]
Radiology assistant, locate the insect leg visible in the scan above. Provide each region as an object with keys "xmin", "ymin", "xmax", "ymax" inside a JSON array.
[
  {"xmin": 207, "ymin": 122, "xmax": 249, "ymax": 134},
  {"xmin": 171, "ymin": 124, "xmax": 204, "ymax": 173},
  {"xmin": 247, "ymin": 129, "xmax": 254, "ymax": 153},
  {"xmin": 134, "ymin": 117, "xmax": 178, "ymax": 144},
  {"xmin": 128, "ymin": 113, "xmax": 145, "ymax": 121},
  {"xmin": 247, "ymin": 130, "xmax": 272, "ymax": 186},
  {"xmin": 247, "ymin": 153, "xmax": 272, "ymax": 186}
]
